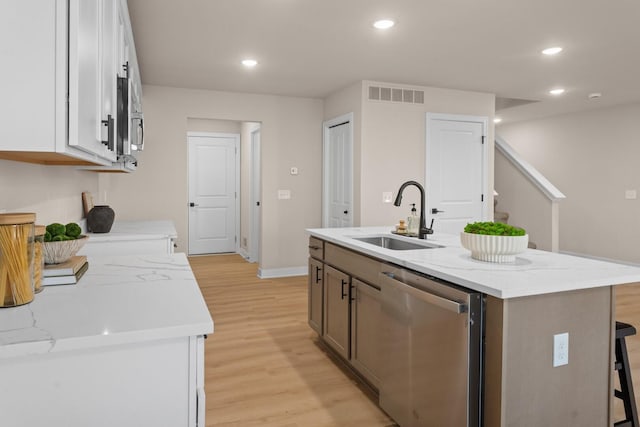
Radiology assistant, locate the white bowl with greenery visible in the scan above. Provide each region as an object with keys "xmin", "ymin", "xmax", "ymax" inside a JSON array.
[{"xmin": 460, "ymin": 222, "xmax": 528, "ymax": 263}]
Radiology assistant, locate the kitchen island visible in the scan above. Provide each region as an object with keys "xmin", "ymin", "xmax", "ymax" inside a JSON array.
[
  {"xmin": 0, "ymin": 252, "xmax": 213, "ymax": 427},
  {"xmin": 308, "ymin": 227, "xmax": 640, "ymax": 427}
]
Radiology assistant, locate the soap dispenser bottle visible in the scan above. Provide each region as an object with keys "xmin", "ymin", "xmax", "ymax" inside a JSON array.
[{"xmin": 407, "ymin": 203, "xmax": 419, "ymax": 236}]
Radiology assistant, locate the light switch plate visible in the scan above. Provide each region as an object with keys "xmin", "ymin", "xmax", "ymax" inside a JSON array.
[
  {"xmin": 278, "ymin": 190, "xmax": 291, "ymax": 200},
  {"xmin": 625, "ymin": 190, "xmax": 637, "ymax": 200}
]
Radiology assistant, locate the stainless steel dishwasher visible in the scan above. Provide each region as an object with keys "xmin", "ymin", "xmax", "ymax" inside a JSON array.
[{"xmin": 379, "ymin": 266, "xmax": 483, "ymax": 427}]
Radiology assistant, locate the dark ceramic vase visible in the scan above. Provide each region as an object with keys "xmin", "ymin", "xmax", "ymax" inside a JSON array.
[{"xmin": 87, "ymin": 205, "xmax": 115, "ymax": 233}]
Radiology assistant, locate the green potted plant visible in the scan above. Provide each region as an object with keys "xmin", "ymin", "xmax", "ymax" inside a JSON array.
[{"xmin": 460, "ymin": 221, "xmax": 528, "ymax": 263}]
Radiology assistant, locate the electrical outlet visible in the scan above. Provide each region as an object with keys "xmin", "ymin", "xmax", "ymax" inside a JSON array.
[
  {"xmin": 553, "ymin": 332, "xmax": 569, "ymax": 367},
  {"xmin": 383, "ymin": 192, "xmax": 393, "ymax": 203}
]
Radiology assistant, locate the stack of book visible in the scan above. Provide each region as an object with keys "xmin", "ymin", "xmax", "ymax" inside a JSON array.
[{"xmin": 43, "ymin": 256, "xmax": 89, "ymax": 286}]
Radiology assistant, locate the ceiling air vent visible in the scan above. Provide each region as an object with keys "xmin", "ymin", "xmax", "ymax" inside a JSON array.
[{"xmin": 368, "ymin": 85, "xmax": 424, "ymax": 104}]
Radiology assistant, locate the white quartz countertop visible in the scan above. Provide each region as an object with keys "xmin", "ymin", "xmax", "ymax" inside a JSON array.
[
  {"xmin": 85, "ymin": 220, "xmax": 177, "ymax": 242},
  {"xmin": 0, "ymin": 253, "xmax": 213, "ymax": 359},
  {"xmin": 308, "ymin": 227, "xmax": 640, "ymax": 299}
]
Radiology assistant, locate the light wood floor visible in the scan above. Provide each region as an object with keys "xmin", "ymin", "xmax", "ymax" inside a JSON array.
[
  {"xmin": 189, "ymin": 254, "xmax": 395, "ymax": 427},
  {"xmin": 190, "ymin": 254, "xmax": 640, "ymax": 426}
]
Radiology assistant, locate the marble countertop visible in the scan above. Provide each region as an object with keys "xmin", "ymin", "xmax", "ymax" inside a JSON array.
[
  {"xmin": 85, "ymin": 220, "xmax": 177, "ymax": 242},
  {"xmin": 0, "ymin": 252, "xmax": 213, "ymax": 359},
  {"xmin": 308, "ymin": 227, "xmax": 640, "ymax": 299}
]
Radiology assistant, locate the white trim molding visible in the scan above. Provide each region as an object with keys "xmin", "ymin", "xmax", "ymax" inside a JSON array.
[
  {"xmin": 495, "ymin": 136, "xmax": 566, "ymax": 201},
  {"xmin": 258, "ymin": 266, "xmax": 307, "ymax": 279}
]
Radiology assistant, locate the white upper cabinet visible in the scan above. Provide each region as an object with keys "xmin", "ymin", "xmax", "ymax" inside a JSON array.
[{"xmin": 0, "ymin": 0, "xmax": 141, "ymax": 167}]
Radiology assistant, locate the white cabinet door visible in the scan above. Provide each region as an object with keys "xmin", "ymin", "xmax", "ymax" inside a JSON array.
[
  {"xmin": 68, "ymin": 0, "xmax": 117, "ymax": 162},
  {"xmin": 0, "ymin": 337, "xmax": 193, "ymax": 427},
  {"xmin": 78, "ymin": 237, "xmax": 173, "ymax": 257},
  {"xmin": 100, "ymin": 0, "xmax": 118, "ymax": 154},
  {"xmin": 0, "ymin": 0, "xmax": 61, "ymax": 152}
]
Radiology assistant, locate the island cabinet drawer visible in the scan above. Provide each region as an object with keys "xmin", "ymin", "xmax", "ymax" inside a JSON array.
[
  {"xmin": 325, "ymin": 243, "xmax": 383, "ymax": 286},
  {"xmin": 308, "ymin": 237, "xmax": 324, "ymax": 260}
]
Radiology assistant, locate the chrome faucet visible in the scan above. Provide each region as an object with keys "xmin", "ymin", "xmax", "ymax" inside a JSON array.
[{"xmin": 393, "ymin": 180, "xmax": 434, "ymax": 239}]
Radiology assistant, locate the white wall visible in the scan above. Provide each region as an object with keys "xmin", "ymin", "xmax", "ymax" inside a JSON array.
[
  {"xmin": 0, "ymin": 159, "xmax": 97, "ymax": 225},
  {"xmin": 105, "ymin": 85, "xmax": 324, "ymax": 272},
  {"xmin": 498, "ymin": 102, "xmax": 640, "ymax": 263},
  {"xmin": 186, "ymin": 118, "xmax": 241, "ymax": 134},
  {"xmin": 494, "ymin": 150, "xmax": 555, "ymax": 250},
  {"xmin": 325, "ymin": 80, "xmax": 495, "ymax": 229}
]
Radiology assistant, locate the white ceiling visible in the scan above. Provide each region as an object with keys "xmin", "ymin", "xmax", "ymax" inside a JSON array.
[{"xmin": 127, "ymin": 0, "xmax": 640, "ymax": 124}]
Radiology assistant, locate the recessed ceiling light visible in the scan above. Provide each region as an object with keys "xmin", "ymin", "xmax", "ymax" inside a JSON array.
[
  {"xmin": 542, "ymin": 47, "xmax": 563, "ymax": 56},
  {"xmin": 493, "ymin": 117, "xmax": 502, "ymax": 124},
  {"xmin": 373, "ymin": 19, "xmax": 395, "ymax": 30},
  {"xmin": 549, "ymin": 88, "xmax": 565, "ymax": 95},
  {"xmin": 242, "ymin": 59, "xmax": 258, "ymax": 68}
]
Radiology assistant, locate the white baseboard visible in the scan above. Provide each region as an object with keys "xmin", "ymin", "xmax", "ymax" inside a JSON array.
[
  {"xmin": 238, "ymin": 247, "xmax": 250, "ymax": 261},
  {"xmin": 258, "ymin": 266, "xmax": 307, "ymax": 279}
]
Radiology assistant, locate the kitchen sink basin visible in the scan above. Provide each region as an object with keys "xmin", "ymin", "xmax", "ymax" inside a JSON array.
[{"xmin": 353, "ymin": 236, "xmax": 444, "ymax": 250}]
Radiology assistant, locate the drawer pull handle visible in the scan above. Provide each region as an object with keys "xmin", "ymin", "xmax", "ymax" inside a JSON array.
[{"xmin": 309, "ymin": 245, "xmax": 321, "ymax": 250}]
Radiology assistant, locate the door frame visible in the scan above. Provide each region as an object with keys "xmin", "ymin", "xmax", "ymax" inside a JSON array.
[
  {"xmin": 425, "ymin": 113, "xmax": 490, "ymax": 221},
  {"xmin": 186, "ymin": 131, "xmax": 241, "ymax": 255},
  {"xmin": 322, "ymin": 112, "xmax": 354, "ymax": 227},
  {"xmin": 250, "ymin": 127, "xmax": 261, "ymax": 263}
]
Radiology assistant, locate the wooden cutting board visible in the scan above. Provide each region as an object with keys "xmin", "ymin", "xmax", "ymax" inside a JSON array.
[{"xmin": 82, "ymin": 192, "xmax": 94, "ymax": 218}]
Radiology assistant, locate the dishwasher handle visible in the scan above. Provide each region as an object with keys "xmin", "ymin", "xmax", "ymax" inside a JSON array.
[{"xmin": 381, "ymin": 272, "xmax": 467, "ymax": 314}]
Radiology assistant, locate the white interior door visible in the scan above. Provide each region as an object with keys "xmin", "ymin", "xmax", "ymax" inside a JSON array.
[
  {"xmin": 188, "ymin": 133, "xmax": 239, "ymax": 254},
  {"xmin": 323, "ymin": 114, "xmax": 354, "ymax": 227},
  {"xmin": 426, "ymin": 114, "xmax": 488, "ymax": 234}
]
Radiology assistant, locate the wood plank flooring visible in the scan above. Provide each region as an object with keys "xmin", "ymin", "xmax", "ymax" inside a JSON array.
[
  {"xmin": 190, "ymin": 254, "xmax": 640, "ymax": 426},
  {"xmin": 188, "ymin": 254, "xmax": 395, "ymax": 427}
]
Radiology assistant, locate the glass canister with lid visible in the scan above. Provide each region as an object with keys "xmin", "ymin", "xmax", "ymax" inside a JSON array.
[{"xmin": 0, "ymin": 213, "xmax": 36, "ymax": 307}]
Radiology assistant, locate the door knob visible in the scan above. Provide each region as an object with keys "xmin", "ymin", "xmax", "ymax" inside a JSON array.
[
  {"xmin": 189, "ymin": 202, "xmax": 199, "ymax": 207},
  {"xmin": 343, "ymin": 210, "xmax": 349, "ymax": 215},
  {"xmin": 431, "ymin": 208, "xmax": 445, "ymax": 214}
]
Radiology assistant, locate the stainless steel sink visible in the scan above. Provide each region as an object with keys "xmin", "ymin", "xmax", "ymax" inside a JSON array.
[{"xmin": 353, "ymin": 236, "xmax": 444, "ymax": 250}]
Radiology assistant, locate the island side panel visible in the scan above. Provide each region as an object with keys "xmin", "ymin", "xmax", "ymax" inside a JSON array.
[{"xmin": 484, "ymin": 286, "xmax": 613, "ymax": 427}]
